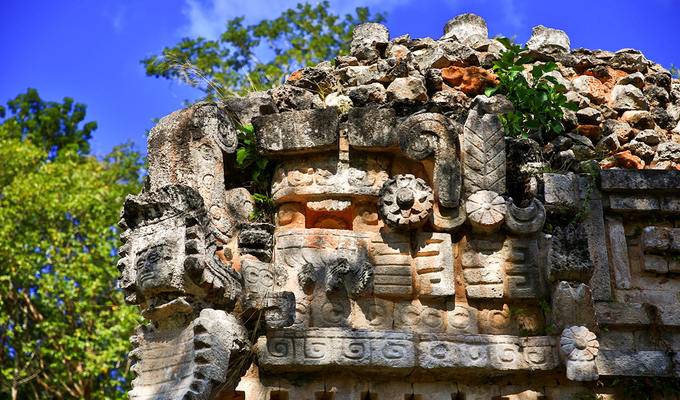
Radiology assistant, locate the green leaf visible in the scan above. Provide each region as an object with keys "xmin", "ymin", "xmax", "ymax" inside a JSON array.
[
  {"xmin": 236, "ymin": 147, "xmax": 250, "ymax": 165},
  {"xmin": 484, "ymin": 86, "xmax": 499, "ymax": 97}
]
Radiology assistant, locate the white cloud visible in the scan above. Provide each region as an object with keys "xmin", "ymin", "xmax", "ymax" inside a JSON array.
[
  {"xmin": 180, "ymin": 0, "xmax": 408, "ymax": 39},
  {"xmin": 498, "ymin": 0, "xmax": 524, "ymax": 30},
  {"xmin": 110, "ymin": 4, "xmax": 127, "ymax": 34}
]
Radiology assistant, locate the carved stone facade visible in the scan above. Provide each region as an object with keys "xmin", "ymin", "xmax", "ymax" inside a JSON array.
[{"xmin": 119, "ymin": 13, "xmax": 680, "ymax": 400}]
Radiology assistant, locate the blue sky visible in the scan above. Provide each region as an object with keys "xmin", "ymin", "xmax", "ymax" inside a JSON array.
[{"xmin": 2, "ymin": 0, "xmax": 679, "ymax": 157}]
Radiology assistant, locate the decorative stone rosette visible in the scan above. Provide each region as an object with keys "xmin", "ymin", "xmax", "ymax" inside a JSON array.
[
  {"xmin": 379, "ymin": 174, "xmax": 434, "ymax": 229},
  {"xmin": 560, "ymin": 326, "xmax": 599, "ymax": 381},
  {"xmin": 465, "ymin": 190, "xmax": 506, "ymax": 233}
]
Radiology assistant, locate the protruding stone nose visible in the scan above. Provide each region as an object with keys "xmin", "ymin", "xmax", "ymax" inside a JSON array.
[{"xmin": 396, "ymin": 187, "xmax": 415, "ymax": 209}]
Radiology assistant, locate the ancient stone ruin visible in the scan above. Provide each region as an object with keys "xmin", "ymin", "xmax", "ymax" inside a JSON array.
[{"xmin": 118, "ymin": 13, "xmax": 680, "ymax": 400}]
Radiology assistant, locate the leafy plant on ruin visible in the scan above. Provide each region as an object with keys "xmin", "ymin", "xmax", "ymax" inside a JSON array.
[
  {"xmin": 485, "ymin": 38, "xmax": 578, "ymax": 142},
  {"xmin": 142, "ymin": 1, "xmax": 385, "ymax": 97},
  {"xmin": 234, "ymin": 124, "xmax": 275, "ymax": 222}
]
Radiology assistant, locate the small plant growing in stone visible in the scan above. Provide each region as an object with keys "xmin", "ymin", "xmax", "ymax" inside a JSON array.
[
  {"xmin": 235, "ymin": 123, "xmax": 275, "ymax": 221},
  {"xmin": 485, "ymin": 37, "xmax": 578, "ymax": 142}
]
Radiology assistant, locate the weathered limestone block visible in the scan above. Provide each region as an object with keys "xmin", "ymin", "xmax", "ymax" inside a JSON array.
[
  {"xmin": 418, "ymin": 334, "xmax": 558, "ymax": 371},
  {"xmin": 393, "ymin": 301, "xmax": 447, "ymax": 332},
  {"xmin": 350, "ymin": 23, "xmax": 389, "ymax": 64},
  {"xmin": 596, "ymin": 350, "xmax": 672, "ymax": 376},
  {"xmin": 551, "ymin": 282, "xmax": 596, "ymax": 331},
  {"xmin": 548, "ymin": 223, "xmax": 594, "ymax": 283},
  {"xmin": 543, "ymin": 172, "xmax": 579, "ymax": 211},
  {"xmin": 461, "ymin": 236, "xmax": 505, "ymax": 299},
  {"xmin": 447, "ymin": 304, "xmax": 479, "ymax": 334},
  {"xmin": 526, "ymin": 25, "xmax": 570, "ymax": 53},
  {"xmin": 241, "ymin": 257, "xmax": 295, "ymax": 328},
  {"xmin": 146, "ymin": 102, "xmax": 240, "ymax": 238},
  {"xmin": 129, "ymin": 309, "xmax": 249, "ymax": 400},
  {"xmin": 503, "ymin": 236, "xmax": 545, "ymax": 299},
  {"xmin": 343, "ymin": 106, "xmax": 397, "ymax": 150},
  {"xmin": 600, "ymin": 169, "xmax": 680, "ymax": 191},
  {"xmin": 414, "ymin": 232, "xmax": 454, "ymax": 298},
  {"xmin": 238, "ymin": 222, "xmax": 274, "ymax": 262},
  {"xmin": 441, "ymin": 13, "xmax": 488, "ymax": 46},
  {"xmin": 253, "ymin": 108, "xmax": 339, "ymax": 155},
  {"xmin": 605, "ymin": 217, "xmax": 632, "ymax": 289}
]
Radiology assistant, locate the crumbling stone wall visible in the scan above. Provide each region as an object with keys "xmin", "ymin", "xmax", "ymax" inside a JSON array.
[{"xmin": 117, "ymin": 13, "xmax": 680, "ymax": 400}]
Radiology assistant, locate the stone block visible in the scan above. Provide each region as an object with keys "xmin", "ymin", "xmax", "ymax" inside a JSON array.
[
  {"xmin": 253, "ymin": 108, "xmax": 339, "ymax": 155},
  {"xmin": 441, "ymin": 13, "xmax": 488, "ymax": 46},
  {"xmin": 600, "ymin": 170, "xmax": 680, "ymax": 191},
  {"xmin": 596, "ymin": 350, "xmax": 672, "ymax": 376},
  {"xmin": 526, "ymin": 25, "xmax": 570, "ymax": 53},
  {"xmin": 413, "ymin": 232, "xmax": 454, "ymax": 298},
  {"xmin": 643, "ymin": 255, "xmax": 668, "ymax": 273},
  {"xmin": 344, "ymin": 106, "xmax": 397, "ymax": 149},
  {"xmin": 551, "ymin": 281, "xmax": 596, "ymax": 330},
  {"xmin": 606, "ymin": 217, "xmax": 632, "ymax": 289},
  {"xmin": 594, "ymin": 302, "xmax": 650, "ymax": 326},
  {"xmin": 543, "ymin": 172, "xmax": 579, "ymax": 210},
  {"xmin": 608, "ymin": 195, "xmax": 660, "ymax": 211},
  {"xmin": 350, "ymin": 23, "xmax": 389, "ymax": 63}
]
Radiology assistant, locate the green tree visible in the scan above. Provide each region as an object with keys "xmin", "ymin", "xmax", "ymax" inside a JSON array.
[
  {"xmin": 142, "ymin": 1, "xmax": 385, "ymax": 96},
  {"xmin": 671, "ymin": 65, "xmax": 679, "ymax": 79},
  {"xmin": 0, "ymin": 91, "xmax": 142, "ymax": 399},
  {"xmin": 0, "ymin": 88, "xmax": 97, "ymax": 155}
]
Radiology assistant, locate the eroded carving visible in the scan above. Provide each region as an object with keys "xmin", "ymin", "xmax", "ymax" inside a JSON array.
[
  {"xmin": 560, "ymin": 326, "xmax": 599, "ymax": 381},
  {"xmin": 397, "ymin": 113, "xmax": 462, "ymax": 209},
  {"xmin": 378, "ymin": 174, "xmax": 434, "ymax": 229}
]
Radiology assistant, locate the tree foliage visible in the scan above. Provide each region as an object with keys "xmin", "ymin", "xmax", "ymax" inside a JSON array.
[
  {"xmin": 0, "ymin": 88, "xmax": 97, "ymax": 156},
  {"xmin": 142, "ymin": 1, "xmax": 385, "ymax": 96},
  {"xmin": 485, "ymin": 38, "xmax": 578, "ymax": 142},
  {"xmin": 0, "ymin": 92, "xmax": 142, "ymax": 399}
]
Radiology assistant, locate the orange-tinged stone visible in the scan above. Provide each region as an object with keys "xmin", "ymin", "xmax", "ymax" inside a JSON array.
[
  {"xmin": 287, "ymin": 69, "xmax": 303, "ymax": 82},
  {"xmin": 577, "ymin": 124, "xmax": 602, "ymax": 141},
  {"xmin": 441, "ymin": 66, "xmax": 498, "ymax": 96},
  {"xmin": 571, "ymin": 75, "xmax": 608, "ymax": 104},
  {"xmin": 613, "ymin": 150, "xmax": 645, "ymax": 169}
]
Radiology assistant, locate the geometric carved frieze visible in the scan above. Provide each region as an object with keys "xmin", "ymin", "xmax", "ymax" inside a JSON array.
[
  {"xmin": 257, "ymin": 328, "xmax": 559, "ymax": 374},
  {"xmin": 461, "ymin": 235, "xmax": 544, "ymax": 300},
  {"xmin": 369, "ymin": 232, "xmax": 454, "ymax": 300}
]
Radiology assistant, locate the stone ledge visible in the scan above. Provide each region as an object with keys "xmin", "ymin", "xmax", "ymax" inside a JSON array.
[
  {"xmin": 256, "ymin": 328, "xmax": 559, "ymax": 375},
  {"xmin": 596, "ymin": 350, "xmax": 673, "ymax": 377},
  {"xmin": 595, "ymin": 302, "xmax": 680, "ymax": 327},
  {"xmin": 600, "ymin": 170, "xmax": 680, "ymax": 192},
  {"xmin": 253, "ymin": 108, "xmax": 339, "ymax": 155}
]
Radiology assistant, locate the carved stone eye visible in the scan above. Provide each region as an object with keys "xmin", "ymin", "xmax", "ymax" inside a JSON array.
[{"xmin": 378, "ymin": 174, "xmax": 434, "ymax": 229}]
